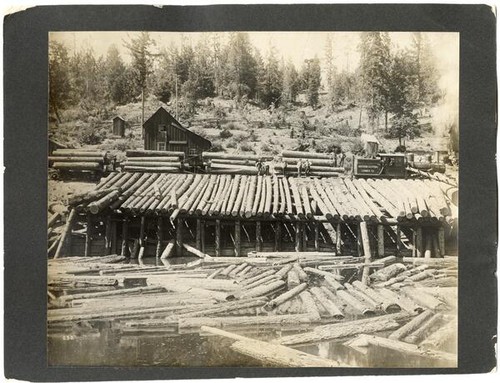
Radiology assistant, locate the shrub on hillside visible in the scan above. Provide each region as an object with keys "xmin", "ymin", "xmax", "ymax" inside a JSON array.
[
  {"xmin": 209, "ymin": 142, "xmax": 224, "ymax": 152},
  {"xmin": 260, "ymin": 142, "xmax": 271, "ymax": 152},
  {"xmin": 226, "ymin": 139, "xmax": 237, "ymax": 149},
  {"xmin": 79, "ymin": 125, "xmax": 106, "ymax": 145},
  {"xmin": 248, "ymin": 130, "xmax": 258, "ymax": 142},
  {"xmin": 240, "ymin": 142, "xmax": 254, "ymax": 152},
  {"xmin": 337, "ymin": 122, "xmax": 361, "ymax": 137},
  {"xmin": 219, "ymin": 129, "xmax": 233, "ymax": 139}
]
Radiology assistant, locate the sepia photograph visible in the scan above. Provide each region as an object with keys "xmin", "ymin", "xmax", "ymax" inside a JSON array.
[{"xmin": 46, "ymin": 30, "xmax": 459, "ymax": 368}]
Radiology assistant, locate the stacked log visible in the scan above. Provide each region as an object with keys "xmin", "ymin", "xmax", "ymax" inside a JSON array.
[
  {"xmin": 50, "ymin": 149, "xmax": 111, "ymax": 177},
  {"xmin": 203, "ymin": 153, "xmax": 272, "ymax": 175},
  {"xmin": 64, "ymin": 172, "xmax": 452, "ymax": 225},
  {"xmin": 279, "ymin": 150, "xmax": 344, "ymax": 177},
  {"xmin": 122, "ymin": 150, "xmax": 184, "ymax": 172}
]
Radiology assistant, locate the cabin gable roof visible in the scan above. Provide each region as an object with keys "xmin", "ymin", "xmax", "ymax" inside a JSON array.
[{"xmin": 143, "ymin": 107, "xmax": 211, "ymax": 148}]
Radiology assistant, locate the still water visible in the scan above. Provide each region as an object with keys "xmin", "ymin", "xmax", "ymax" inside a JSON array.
[{"xmin": 48, "ymin": 326, "xmax": 456, "ymax": 368}]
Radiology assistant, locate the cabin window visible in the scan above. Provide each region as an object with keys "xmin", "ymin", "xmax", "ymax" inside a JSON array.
[
  {"xmin": 157, "ymin": 142, "xmax": 166, "ymax": 151},
  {"xmin": 189, "ymin": 148, "xmax": 198, "ymax": 156},
  {"xmin": 159, "ymin": 124, "xmax": 167, "ymax": 132}
]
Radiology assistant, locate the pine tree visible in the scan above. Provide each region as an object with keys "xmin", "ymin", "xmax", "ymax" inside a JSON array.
[
  {"xmin": 225, "ymin": 32, "xmax": 258, "ymax": 100},
  {"xmin": 282, "ymin": 59, "xmax": 299, "ymax": 104},
  {"xmin": 411, "ymin": 32, "xmax": 441, "ymax": 110},
  {"xmin": 105, "ymin": 45, "xmax": 130, "ymax": 105},
  {"xmin": 300, "ymin": 57, "xmax": 321, "ymax": 108},
  {"xmin": 358, "ymin": 32, "xmax": 392, "ymax": 131},
  {"xmin": 49, "ymin": 41, "xmax": 71, "ymax": 123},
  {"xmin": 123, "ymin": 32, "xmax": 155, "ymax": 127},
  {"xmin": 258, "ymin": 45, "xmax": 283, "ymax": 107}
]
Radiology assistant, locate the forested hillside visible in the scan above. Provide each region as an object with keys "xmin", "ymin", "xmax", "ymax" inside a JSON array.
[{"xmin": 49, "ymin": 32, "xmax": 453, "ymax": 156}]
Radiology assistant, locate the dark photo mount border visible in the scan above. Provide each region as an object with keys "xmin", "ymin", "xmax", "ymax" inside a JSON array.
[{"xmin": 3, "ymin": 4, "xmax": 497, "ymax": 381}]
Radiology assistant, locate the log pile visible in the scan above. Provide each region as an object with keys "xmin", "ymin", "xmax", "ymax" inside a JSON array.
[
  {"xmin": 49, "ymin": 149, "xmax": 112, "ymax": 178},
  {"xmin": 69, "ymin": 172, "xmax": 454, "ymax": 224},
  {"xmin": 277, "ymin": 150, "xmax": 345, "ymax": 177},
  {"xmin": 47, "ymin": 252, "xmax": 457, "ymax": 367},
  {"xmin": 203, "ymin": 153, "xmax": 274, "ymax": 175},
  {"xmin": 121, "ymin": 150, "xmax": 185, "ymax": 173}
]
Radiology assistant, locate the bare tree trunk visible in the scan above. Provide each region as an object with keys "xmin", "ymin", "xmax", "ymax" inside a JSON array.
[{"xmin": 385, "ymin": 110, "xmax": 388, "ymax": 132}]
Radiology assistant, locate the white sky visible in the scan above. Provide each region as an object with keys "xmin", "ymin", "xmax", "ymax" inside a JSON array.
[{"xmin": 50, "ymin": 31, "xmax": 459, "ymax": 120}]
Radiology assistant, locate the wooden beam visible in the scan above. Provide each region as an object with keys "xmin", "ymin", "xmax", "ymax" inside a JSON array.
[
  {"xmin": 377, "ymin": 225, "xmax": 385, "ymax": 257},
  {"xmin": 357, "ymin": 224, "xmax": 363, "ymax": 257},
  {"xmin": 396, "ymin": 226, "xmax": 401, "ymax": 255},
  {"xmin": 336, "ymin": 223, "xmax": 342, "ymax": 255},
  {"xmin": 215, "ymin": 219, "xmax": 221, "ymax": 257},
  {"xmin": 201, "ymin": 220, "xmax": 206, "ymax": 253},
  {"xmin": 84, "ymin": 213, "xmax": 92, "ymax": 257},
  {"xmin": 256, "ymin": 221, "xmax": 262, "ymax": 252},
  {"xmin": 196, "ymin": 218, "xmax": 202, "ymax": 250},
  {"xmin": 438, "ymin": 227, "xmax": 445, "ymax": 256},
  {"xmin": 104, "ymin": 215, "xmax": 112, "ymax": 255},
  {"xmin": 314, "ymin": 222, "xmax": 320, "ymax": 251},
  {"xmin": 235, "ymin": 220, "xmax": 241, "ymax": 257},
  {"xmin": 110, "ymin": 219, "xmax": 117, "ymax": 255},
  {"xmin": 416, "ymin": 227, "xmax": 423, "ymax": 258},
  {"xmin": 139, "ymin": 216, "xmax": 146, "ymax": 248},
  {"xmin": 295, "ymin": 222, "xmax": 303, "ymax": 252},
  {"xmin": 359, "ymin": 222, "xmax": 372, "ymax": 285},
  {"xmin": 177, "ymin": 217, "xmax": 184, "ymax": 257},
  {"xmin": 156, "ymin": 216, "xmax": 163, "ymax": 258},
  {"xmin": 121, "ymin": 217, "xmax": 129, "ymax": 257},
  {"xmin": 275, "ymin": 222, "xmax": 282, "ymax": 251}
]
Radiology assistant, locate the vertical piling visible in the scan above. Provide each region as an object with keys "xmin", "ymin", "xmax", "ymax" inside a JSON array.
[
  {"xmin": 235, "ymin": 220, "xmax": 241, "ymax": 257},
  {"xmin": 177, "ymin": 217, "xmax": 184, "ymax": 257},
  {"xmin": 84, "ymin": 213, "xmax": 92, "ymax": 257},
  {"xmin": 121, "ymin": 216, "xmax": 129, "ymax": 257},
  {"xmin": 377, "ymin": 224, "xmax": 385, "ymax": 257},
  {"xmin": 215, "ymin": 219, "xmax": 221, "ymax": 257},
  {"xmin": 256, "ymin": 221, "xmax": 262, "ymax": 252}
]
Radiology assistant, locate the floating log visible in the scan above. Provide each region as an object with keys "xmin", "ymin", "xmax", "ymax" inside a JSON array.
[
  {"xmin": 400, "ymin": 286, "xmax": 445, "ymax": 310},
  {"xmin": 287, "ymin": 269, "xmax": 301, "ymax": 288},
  {"xmin": 303, "ymin": 267, "xmax": 344, "ymax": 281},
  {"xmin": 375, "ymin": 287, "xmax": 424, "ymax": 314},
  {"xmin": 264, "ymin": 282, "xmax": 308, "ymax": 311},
  {"xmin": 336, "ymin": 289, "xmax": 376, "ymax": 316},
  {"xmin": 351, "ymin": 281, "xmax": 401, "ymax": 313},
  {"xmin": 239, "ymin": 280, "xmax": 286, "ymax": 299},
  {"xmin": 310, "ymin": 287, "xmax": 344, "ymax": 319},
  {"xmin": 279, "ymin": 313, "xmax": 406, "ymax": 346},
  {"xmin": 200, "ymin": 326, "xmax": 341, "ymax": 367},
  {"xmin": 345, "ymin": 334, "xmax": 456, "ymax": 364},
  {"xmin": 370, "ymin": 263, "xmax": 407, "ymax": 282},
  {"xmin": 404, "ymin": 313, "xmax": 443, "ymax": 344},
  {"xmin": 420, "ymin": 318, "xmax": 457, "ymax": 352},
  {"xmin": 388, "ymin": 310, "xmax": 434, "ymax": 340}
]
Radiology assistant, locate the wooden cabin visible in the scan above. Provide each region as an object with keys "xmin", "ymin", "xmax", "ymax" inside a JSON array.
[
  {"xmin": 143, "ymin": 107, "xmax": 211, "ymax": 159},
  {"xmin": 112, "ymin": 116, "xmax": 129, "ymax": 137}
]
